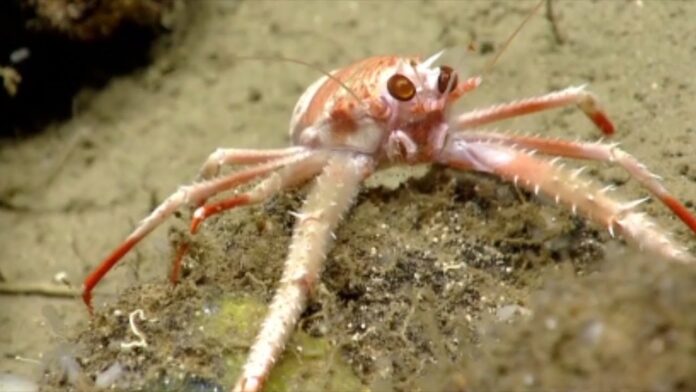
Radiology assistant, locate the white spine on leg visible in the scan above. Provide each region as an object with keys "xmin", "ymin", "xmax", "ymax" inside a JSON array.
[{"xmin": 236, "ymin": 153, "xmax": 372, "ymax": 390}]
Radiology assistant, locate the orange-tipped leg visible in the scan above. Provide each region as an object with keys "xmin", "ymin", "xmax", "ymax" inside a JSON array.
[
  {"xmin": 81, "ymin": 152, "xmax": 314, "ymax": 311},
  {"xmin": 82, "ymin": 236, "xmax": 139, "ymax": 314},
  {"xmin": 452, "ymin": 132, "xmax": 696, "ymax": 237},
  {"xmin": 168, "ymin": 195, "xmax": 251, "ymax": 285},
  {"xmin": 663, "ymin": 195, "xmax": 696, "ymax": 235},
  {"xmin": 440, "ymin": 138, "xmax": 693, "ymax": 262},
  {"xmin": 455, "ymin": 85, "xmax": 615, "ymax": 135},
  {"xmin": 166, "ymin": 152, "xmax": 330, "ymax": 292},
  {"xmin": 170, "ymin": 242, "xmax": 190, "ymax": 285},
  {"xmin": 190, "ymin": 195, "xmax": 252, "ymax": 235}
]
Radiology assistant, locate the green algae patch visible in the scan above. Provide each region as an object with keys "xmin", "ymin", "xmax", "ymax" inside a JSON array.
[
  {"xmin": 264, "ymin": 330, "xmax": 365, "ymax": 392},
  {"xmin": 202, "ymin": 295, "xmax": 268, "ymax": 346},
  {"xmin": 200, "ymin": 296, "xmax": 364, "ymax": 392}
]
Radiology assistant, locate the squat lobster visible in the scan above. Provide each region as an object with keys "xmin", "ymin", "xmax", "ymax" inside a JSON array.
[{"xmin": 82, "ymin": 49, "xmax": 696, "ymax": 391}]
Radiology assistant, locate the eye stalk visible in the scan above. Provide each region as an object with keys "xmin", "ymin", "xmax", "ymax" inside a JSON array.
[
  {"xmin": 437, "ymin": 65, "xmax": 458, "ymax": 94},
  {"xmin": 387, "ymin": 74, "xmax": 416, "ymax": 101}
]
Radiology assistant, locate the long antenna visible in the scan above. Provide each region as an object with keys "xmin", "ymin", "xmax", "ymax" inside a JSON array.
[
  {"xmin": 233, "ymin": 55, "xmax": 364, "ymax": 107},
  {"xmin": 483, "ymin": 0, "xmax": 545, "ymax": 76}
]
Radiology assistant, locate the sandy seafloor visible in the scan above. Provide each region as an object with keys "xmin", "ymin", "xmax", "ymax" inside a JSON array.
[{"xmin": 1, "ymin": 1, "xmax": 696, "ymax": 391}]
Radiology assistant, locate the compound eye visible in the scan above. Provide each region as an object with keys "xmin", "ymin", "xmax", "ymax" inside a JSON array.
[
  {"xmin": 387, "ymin": 74, "xmax": 416, "ymax": 101},
  {"xmin": 437, "ymin": 65, "xmax": 458, "ymax": 94}
]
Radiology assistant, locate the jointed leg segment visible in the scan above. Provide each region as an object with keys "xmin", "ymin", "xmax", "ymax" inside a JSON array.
[
  {"xmin": 453, "ymin": 132, "xmax": 696, "ymax": 235},
  {"xmin": 455, "ymin": 85, "xmax": 615, "ymax": 135},
  {"xmin": 440, "ymin": 139, "xmax": 694, "ymax": 263},
  {"xmin": 190, "ymin": 152, "xmax": 329, "ymax": 234},
  {"xmin": 82, "ymin": 150, "xmax": 317, "ymax": 310},
  {"xmin": 234, "ymin": 153, "xmax": 373, "ymax": 392},
  {"xmin": 198, "ymin": 147, "xmax": 308, "ymax": 180},
  {"xmin": 170, "ymin": 152, "xmax": 330, "ymax": 284},
  {"xmin": 82, "ymin": 146, "xmax": 374, "ymax": 392}
]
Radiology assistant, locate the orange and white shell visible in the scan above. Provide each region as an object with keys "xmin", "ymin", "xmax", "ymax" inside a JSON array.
[{"xmin": 288, "ymin": 52, "xmax": 475, "ymax": 160}]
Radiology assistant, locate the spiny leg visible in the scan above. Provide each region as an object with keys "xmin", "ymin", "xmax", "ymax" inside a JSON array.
[
  {"xmin": 82, "ymin": 151, "xmax": 315, "ymax": 311},
  {"xmin": 191, "ymin": 152, "xmax": 328, "ymax": 233},
  {"xmin": 198, "ymin": 146, "xmax": 308, "ymax": 180},
  {"xmin": 234, "ymin": 153, "xmax": 374, "ymax": 392},
  {"xmin": 439, "ymin": 140, "xmax": 694, "ymax": 263},
  {"xmin": 454, "ymin": 132, "xmax": 696, "ymax": 235},
  {"xmin": 454, "ymin": 85, "xmax": 615, "ymax": 135},
  {"xmin": 168, "ymin": 152, "xmax": 330, "ymax": 283}
]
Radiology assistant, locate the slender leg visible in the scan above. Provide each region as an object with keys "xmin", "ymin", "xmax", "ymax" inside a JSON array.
[
  {"xmin": 451, "ymin": 76, "xmax": 482, "ymax": 99},
  {"xmin": 198, "ymin": 147, "xmax": 308, "ymax": 180},
  {"xmin": 168, "ymin": 152, "xmax": 329, "ymax": 283},
  {"xmin": 454, "ymin": 85, "xmax": 615, "ymax": 135},
  {"xmin": 233, "ymin": 153, "xmax": 374, "ymax": 392},
  {"xmin": 82, "ymin": 151, "xmax": 314, "ymax": 311},
  {"xmin": 172, "ymin": 152, "xmax": 329, "ymax": 283},
  {"xmin": 452, "ymin": 132, "xmax": 696, "ymax": 235},
  {"xmin": 190, "ymin": 152, "xmax": 328, "ymax": 234},
  {"xmin": 439, "ymin": 140, "xmax": 694, "ymax": 263}
]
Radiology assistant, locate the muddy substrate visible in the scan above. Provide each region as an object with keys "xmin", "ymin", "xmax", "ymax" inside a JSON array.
[{"xmin": 40, "ymin": 169, "xmax": 696, "ymax": 391}]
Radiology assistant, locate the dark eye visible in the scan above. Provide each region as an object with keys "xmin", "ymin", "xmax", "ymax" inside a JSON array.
[
  {"xmin": 437, "ymin": 65, "xmax": 458, "ymax": 94},
  {"xmin": 387, "ymin": 74, "xmax": 416, "ymax": 101}
]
